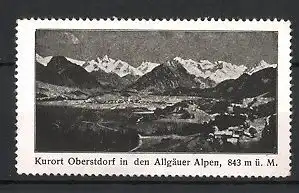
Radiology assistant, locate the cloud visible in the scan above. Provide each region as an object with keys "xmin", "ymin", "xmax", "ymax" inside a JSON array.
[{"xmin": 63, "ymin": 32, "xmax": 80, "ymax": 44}]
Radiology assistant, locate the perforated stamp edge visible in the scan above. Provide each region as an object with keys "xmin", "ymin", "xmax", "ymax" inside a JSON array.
[{"xmin": 15, "ymin": 18, "xmax": 292, "ymax": 177}]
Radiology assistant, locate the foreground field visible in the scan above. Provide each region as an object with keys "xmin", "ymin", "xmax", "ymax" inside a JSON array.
[{"xmin": 36, "ymin": 90, "xmax": 277, "ymax": 153}]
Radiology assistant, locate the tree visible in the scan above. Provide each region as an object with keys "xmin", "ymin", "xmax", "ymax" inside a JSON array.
[{"xmin": 260, "ymin": 114, "xmax": 277, "ymax": 152}]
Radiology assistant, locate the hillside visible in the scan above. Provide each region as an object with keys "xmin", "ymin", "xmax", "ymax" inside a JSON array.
[
  {"xmin": 129, "ymin": 60, "xmax": 201, "ymax": 93},
  {"xmin": 36, "ymin": 56, "xmax": 101, "ymax": 88}
]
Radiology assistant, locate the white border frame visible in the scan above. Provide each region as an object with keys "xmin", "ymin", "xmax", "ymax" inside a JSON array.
[{"xmin": 16, "ymin": 19, "xmax": 292, "ymax": 177}]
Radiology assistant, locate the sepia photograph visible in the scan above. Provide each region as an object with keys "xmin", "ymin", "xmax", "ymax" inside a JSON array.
[{"xmin": 35, "ymin": 30, "xmax": 278, "ymax": 153}]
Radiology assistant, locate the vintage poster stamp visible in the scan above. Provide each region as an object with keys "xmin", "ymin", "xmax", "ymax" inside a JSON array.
[{"xmin": 16, "ymin": 19, "xmax": 292, "ymax": 177}]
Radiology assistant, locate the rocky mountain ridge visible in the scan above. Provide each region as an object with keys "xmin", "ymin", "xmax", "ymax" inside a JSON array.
[{"xmin": 36, "ymin": 53, "xmax": 277, "ymax": 92}]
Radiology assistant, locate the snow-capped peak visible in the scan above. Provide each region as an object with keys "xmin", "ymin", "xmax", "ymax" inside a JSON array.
[
  {"xmin": 112, "ymin": 60, "xmax": 142, "ymax": 77},
  {"xmin": 65, "ymin": 57, "xmax": 86, "ymax": 66},
  {"xmin": 173, "ymin": 57, "xmax": 247, "ymax": 84},
  {"xmin": 35, "ymin": 53, "xmax": 53, "ymax": 66},
  {"xmin": 210, "ymin": 61, "xmax": 247, "ymax": 83},
  {"xmin": 102, "ymin": 55, "xmax": 110, "ymax": 62},
  {"xmin": 173, "ymin": 57, "xmax": 207, "ymax": 78},
  {"xmin": 36, "ymin": 53, "xmax": 86, "ymax": 67},
  {"xmin": 199, "ymin": 60, "xmax": 216, "ymax": 70},
  {"xmin": 173, "ymin": 56, "xmax": 184, "ymax": 62},
  {"xmin": 84, "ymin": 55, "xmax": 142, "ymax": 77},
  {"xmin": 247, "ymin": 60, "xmax": 277, "ymax": 75},
  {"xmin": 137, "ymin": 61, "xmax": 160, "ymax": 75},
  {"xmin": 174, "ymin": 57, "xmax": 198, "ymax": 65}
]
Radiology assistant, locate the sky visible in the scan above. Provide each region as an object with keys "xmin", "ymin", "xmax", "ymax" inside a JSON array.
[{"xmin": 35, "ymin": 30, "xmax": 278, "ymax": 68}]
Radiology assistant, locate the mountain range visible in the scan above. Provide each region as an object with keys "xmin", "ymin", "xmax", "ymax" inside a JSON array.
[
  {"xmin": 83, "ymin": 55, "xmax": 142, "ymax": 77},
  {"xmin": 35, "ymin": 53, "xmax": 277, "ymax": 94},
  {"xmin": 165, "ymin": 67, "xmax": 276, "ymax": 99},
  {"xmin": 173, "ymin": 57, "xmax": 248, "ymax": 85}
]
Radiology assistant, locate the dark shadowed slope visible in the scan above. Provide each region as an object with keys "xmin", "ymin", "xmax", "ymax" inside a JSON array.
[
  {"xmin": 129, "ymin": 60, "xmax": 201, "ymax": 93},
  {"xmin": 91, "ymin": 69, "xmax": 138, "ymax": 90},
  {"xmin": 165, "ymin": 67, "xmax": 277, "ymax": 99},
  {"xmin": 36, "ymin": 56, "xmax": 101, "ymax": 88},
  {"xmin": 205, "ymin": 67, "xmax": 276, "ymax": 99}
]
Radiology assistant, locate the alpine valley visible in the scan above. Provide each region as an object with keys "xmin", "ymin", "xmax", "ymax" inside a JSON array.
[{"xmin": 35, "ymin": 53, "xmax": 278, "ymax": 153}]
